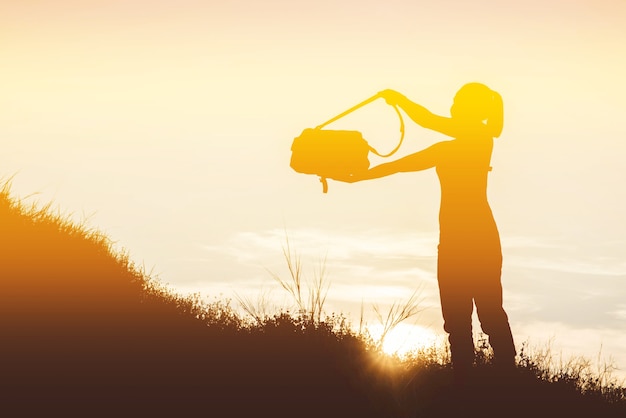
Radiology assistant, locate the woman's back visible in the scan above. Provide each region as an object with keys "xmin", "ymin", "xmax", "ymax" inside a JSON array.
[{"xmin": 435, "ymin": 136, "xmax": 499, "ymax": 255}]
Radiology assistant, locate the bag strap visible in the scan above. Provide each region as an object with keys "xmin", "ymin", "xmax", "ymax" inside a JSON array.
[
  {"xmin": 315, "ymin": 93, "xmax": 405, "ymax": 158},
  {"xmin": 316, "ymin": 93, "xmax": 382, "ymax": 129},
  {"xmin": 314, "ymin": 93, "xmax": 406, "ymax": 193}
]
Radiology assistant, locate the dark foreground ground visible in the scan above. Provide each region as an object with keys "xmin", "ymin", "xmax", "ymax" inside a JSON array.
[{"xmin": 1, "ymin": 187, "xmax": 624, "ymax": 417}]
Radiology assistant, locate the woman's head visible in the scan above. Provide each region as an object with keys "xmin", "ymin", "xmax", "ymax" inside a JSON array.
[{"xmin": 450, "ymin": 82, "xmax": 504, "ymax": 138}]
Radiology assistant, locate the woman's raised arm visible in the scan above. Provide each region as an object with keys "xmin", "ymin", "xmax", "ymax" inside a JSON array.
[
  {"xmin": 333, "ymin": 141, "xmax": 447, "ymax": 183},
  {"xmin": 379, "ymin": 89, "xmax": 488, "ymax": 139}
]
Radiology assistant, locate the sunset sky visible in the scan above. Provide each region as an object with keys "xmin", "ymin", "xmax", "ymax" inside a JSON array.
[{"xmin": 3, "ymin": 1, "xmax": 626, "ymax": 375}]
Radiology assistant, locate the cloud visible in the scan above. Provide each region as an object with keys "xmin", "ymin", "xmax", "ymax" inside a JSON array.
[
  {"xmin": 201, "ymin": 231, "xmax": 625, "ymax": 327},
  {"xmin": 497, "ymin": 234, "xmax": 626, "ymax": 330},
  {"xmin": 202, "ymin": 227, "xmax": 439, "ymax": 287},
  {"xmin": 199, "ymin": 227, "xmax": 442, "ymax": 322},
  {"xmin": 513, "ymin": 320, "xmax": 626, "ymax": 381},
  {"xmin": 609, "ymin": 306, "xmax": 626, "ymax": 321},
  {"xmin": 503, "ymin": 235, "xmax": 626, "ymax": 277}
]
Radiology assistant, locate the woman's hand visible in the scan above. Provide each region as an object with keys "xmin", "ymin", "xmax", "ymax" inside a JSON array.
[{"xmin": 378, "ymin": 89, "xmax": 405, "ymax": 106}]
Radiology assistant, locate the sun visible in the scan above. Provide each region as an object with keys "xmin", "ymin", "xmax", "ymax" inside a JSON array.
[{"xmin": 368, "ymin": 323, "xmax": 439, "ymax": 356}]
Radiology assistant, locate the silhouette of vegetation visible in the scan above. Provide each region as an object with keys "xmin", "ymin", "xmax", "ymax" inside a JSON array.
[
  {"xmin": 373, "ymin": 288, "xmax": 423, "ymax": 351},
  {"xmin": 265, "ymin": 236, "xmax": 330, "ymax": 324},
  {"xmin": 1, "ymin": 182, "xmax": 624, "ymax": 417}
]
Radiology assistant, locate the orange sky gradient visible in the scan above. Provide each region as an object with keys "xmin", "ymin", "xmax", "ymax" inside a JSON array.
[{"xmin": 3, "ymin": 0, "xmax": 626, "ymax": 372}]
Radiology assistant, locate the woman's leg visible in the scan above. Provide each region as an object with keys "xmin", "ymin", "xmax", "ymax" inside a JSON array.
[
  {"xmin": 437, "ymin": 253, "xmax": 475, "ymax": 380},
  {"xmin": 438, "ymin": 278, "xmax": 475, "ymax": 370},
  {"xmin": 474, "ymin": 268, "xmax": 516, "ymax": 367}
]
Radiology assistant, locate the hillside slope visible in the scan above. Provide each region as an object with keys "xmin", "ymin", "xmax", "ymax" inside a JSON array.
[
  {"xmin": 1, "ymin": 185, "xmax": 624, "ymax": 417},
  {"xmin": 0, "ymin": 188, "xmax": 387, "ymax": 416}
]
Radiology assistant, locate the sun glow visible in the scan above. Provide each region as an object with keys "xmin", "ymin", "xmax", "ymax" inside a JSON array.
[{"xmin": 368, "ymin": 323, "xmax": 440, "ymax": 356}]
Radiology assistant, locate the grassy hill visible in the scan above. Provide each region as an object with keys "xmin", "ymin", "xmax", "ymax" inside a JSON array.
[{"xmin": 1, "ymin": 183, "xmax": 624, "ymax": 417}]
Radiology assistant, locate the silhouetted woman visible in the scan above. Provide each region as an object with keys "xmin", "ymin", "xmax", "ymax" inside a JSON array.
[{"xmin": 336, "ymin": 83, "xmax": 516, "ymax": 383}]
